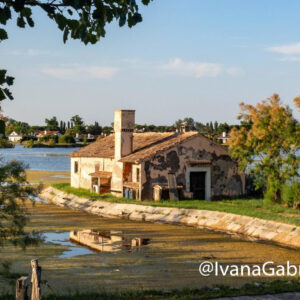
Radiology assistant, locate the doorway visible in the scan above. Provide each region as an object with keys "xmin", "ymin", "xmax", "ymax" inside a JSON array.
[{"xmin": 190, "ymin": 172, "xmax": 206, "ymax": 200}]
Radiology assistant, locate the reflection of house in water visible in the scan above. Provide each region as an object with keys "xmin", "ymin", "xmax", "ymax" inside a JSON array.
[{"xmin": 70, "ymin": 229, "xmax": 149, "ymax": 253}]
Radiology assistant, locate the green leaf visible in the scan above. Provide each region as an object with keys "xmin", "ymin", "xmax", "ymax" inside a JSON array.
[
  {"xmin": 0, "ymin": 7, "xmax": 12, "ymax": 25},
  {"xmin": 0, "ymin": 70, "xmax": 6, "ymax": 84},
  {"xmin": 119, "ymin": 13, "xmax": 126, "ymax": 27},
  {"xmin": 21, "ymin": 7, "xmax": 32, "ymax": 18},
  {"xmin": 0, "ymin": 89, "xmax": 5, "ymax": 101},
  {"xmin": 55, "ymin": 14, "xmax": 67, "ymax": 30},
  {"xmin": 0, "ymin": 28, "xmax": 8, "ymax": 41},
  {"xmin": 3, "ymin": 88, "xmax": 13, "ymax": 100},
  {"xmin": 26, "ymin": 16, "xmax": 34, "ymax": 27},
  {"xmin": 6, "ymin": 76, "xmax": 14, "ymax": 86},
  {"xmin": 63, "ymin": 27, "xmax": 69, "ymax": 43},
  {"xmin": 17, "ymin": 17, "xmax": 26, "ymax": 28}
]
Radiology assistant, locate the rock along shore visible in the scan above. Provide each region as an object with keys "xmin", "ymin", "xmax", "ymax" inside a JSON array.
[{"xmin": 40, "ymin": 186, "xmax": 300, "ymax": 249}]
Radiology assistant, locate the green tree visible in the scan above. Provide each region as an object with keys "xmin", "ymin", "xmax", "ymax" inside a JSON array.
[
  {"xmin": 0, "ymin": 0, "xmax": 152, "ymax": 102},
  {"xmin": 87, "ymin": 121, "xmax": 102, "ymax": 135},
  {"xmin": 70, "ymin": 115, "xmax": 83, "ymax": 126},
  {"xmin": 229, "ymin": 94, "xmax": 299, "ymax": 204},
  {"xmin": 70, "ymin": 115, "xmax": 85, "ymax": 133},
  {"xmin": 45, "ymin": 116, "xmax": 58, "ymax": 131},
  {"xmin": 0, "ymin": 160, "xmax": 40, "ymax": 247}
]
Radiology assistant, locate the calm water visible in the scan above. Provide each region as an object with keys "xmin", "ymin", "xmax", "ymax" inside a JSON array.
[
  {"xmin": 0, "ymin": 145, "xmax": 79, "ymax": 171},
  {"xmin": 43, "ymin": 231, "xmax": 94, "ymax": 258}
]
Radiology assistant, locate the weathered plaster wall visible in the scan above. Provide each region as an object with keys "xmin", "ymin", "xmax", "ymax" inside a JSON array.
[
  {"xmin": 40, "ymin": 186, "xmax": 300, "ymax": 250},
  {"xmin": 71, "ymin": 157, "xmax": 115, "ymax": 190},
  {"xmin": 141, "ymin": 135, "xmax": 245, "ymax": 200},
  {"xmin": 111, "ymin": 161, "xmax": 124, "ymax": 195}
]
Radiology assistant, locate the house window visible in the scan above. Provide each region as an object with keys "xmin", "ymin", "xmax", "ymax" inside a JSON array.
[
  {"xmin": 136, "ymin": 168, "xmax": 140, "ymax": 182},
  {"xmin": 74, "ymin": 161, "xmax": 78, "ymax": 173}
]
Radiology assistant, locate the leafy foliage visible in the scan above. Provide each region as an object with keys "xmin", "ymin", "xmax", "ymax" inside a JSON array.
[
  {"xmin": 58, "ymin": 133, "xmax": 75, "ymax": 143},
  {"xmin": 229, "ymin": 94, "xmax": 300, "ymax": 204},
  {"xmin": 294, "ymin": 96, "xmax": 300, "ymax": 110},
  {"xmin": 0, "ymin": 159, "xmax": 41, "ymax": 247},
  {"xmin": 0, "ymin": 70, "xmax": 14, "ymax": 103},
  {"xmin": 45, "ymin": 116, "xmax": 59, "ymax": 131},
  {"xmin": 0, "ymin": 136, "xmax": 14, "ymax": 148}
]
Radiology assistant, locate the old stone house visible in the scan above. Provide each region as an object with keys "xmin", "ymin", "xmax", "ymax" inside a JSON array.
[{"xmin": 70, "ymin": 110, "xmax": 245, "ymax": 201}]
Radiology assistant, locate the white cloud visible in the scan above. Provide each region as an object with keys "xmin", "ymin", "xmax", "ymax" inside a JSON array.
[
  {"xmin": 42, "ymin": 65, "xmax": 118, "ymax": 80},
  {"xmin": 268, "ymin": 42, "xmax": 300, "ymax": 55},
  {"xmin": 226, "ymin": 67, "xmax": 244, "ymax": 77},
  {"xmin": 279, "ymin": 56, "xmax": 300, "ymax": 62},
  {"xmin": 12, "ymin": 49, "xmax": 51, "ymax": 56},
  {"xmin": 27, "ymin": 49, "xmax": 49, "ymax": 56},
  {"xmin": 161, "ymin": 58, "xmax": 222, "ymax": 78}
]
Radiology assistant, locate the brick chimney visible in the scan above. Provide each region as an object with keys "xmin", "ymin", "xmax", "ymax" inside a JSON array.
[{"xmin": 114, "ymin": 110, "xmax": 135, "ymax": 160}]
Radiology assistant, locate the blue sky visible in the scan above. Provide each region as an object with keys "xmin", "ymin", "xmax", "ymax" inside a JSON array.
[{"xmin": 1, "ymin": 0, "xmax": 300, "ymax": 126}]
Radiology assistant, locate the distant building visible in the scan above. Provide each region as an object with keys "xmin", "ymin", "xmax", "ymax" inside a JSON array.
[
  {"xmin": 36, "ymin": 130, "xmax": 62, "ymax": 140},
  {"xmin": 70, "ymin": 110, "xmax": 245, "ymax": 201},
  {"xmin": 217, "ymin": 132, "xmax": 231, "ymax": 144},
  {"xmin": 8, "ymin": 131, "xmax": 22, "ymax": 142},
  {"xmin": 75, "ymin": 133, "xmax": 98, "ymax": 141}
]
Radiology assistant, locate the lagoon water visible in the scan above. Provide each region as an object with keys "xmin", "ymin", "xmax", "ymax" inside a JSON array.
[{"xmin": 0, "ymin": 145, "xmax": 78, "ymax": 171}]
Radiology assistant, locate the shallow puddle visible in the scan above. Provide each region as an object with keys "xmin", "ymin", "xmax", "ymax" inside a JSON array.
[
  {"xmin": 43, "ymin": 231, "xmax": 94, "ymax": 258},
  {"xmin": 43, "ymin": 230, "xmax": 150, "ymax": 258}
]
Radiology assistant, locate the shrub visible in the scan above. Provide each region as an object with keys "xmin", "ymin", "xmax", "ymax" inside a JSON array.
[
  {"xmin": 47, "ymin": 139, "xmax": 56, "ymax": 146},
  {"xmin": 59, "ymin": 134, "xmax": 75, "ymax": 144},
  {"xmin": 24, "ymin": 139, "xmax": 34, "ymax": 148},
  {"xmin": 0, "ymin": 137, "xmax": 14, "ymax": 148},
  {"xmin": 40, "ymin": 134, "xmax": 58, "ymax": 143},
  {"xmin": 281, "ymin": 181, "xmax": 300, "ymax": 208}
]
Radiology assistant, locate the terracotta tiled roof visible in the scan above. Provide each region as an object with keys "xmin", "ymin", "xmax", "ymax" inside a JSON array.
[
  {"xmin": 120, "ymin": 132, "xmax": 198, "ymax": 163},
  {"xmin": 70, "ymin": 132, "xmax": 175, "ymax": 158},
  {"xmin": 37, "ymin": 131, "xmax": 60, "ymax": 136}
]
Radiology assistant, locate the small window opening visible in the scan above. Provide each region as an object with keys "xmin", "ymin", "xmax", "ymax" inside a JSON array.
[{"xmin": 74, "ymin": 161, "xmax": 78, "ymax": 173}]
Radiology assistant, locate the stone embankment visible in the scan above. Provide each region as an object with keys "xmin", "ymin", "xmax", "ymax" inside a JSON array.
[{"xmin": 40, "ymin": 186, "xmax": 300, "ymax": 249}]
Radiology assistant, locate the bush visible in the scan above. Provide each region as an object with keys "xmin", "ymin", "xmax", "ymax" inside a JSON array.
[
  {"xmin": 47, "ymin": 138, "xmax": 56, "ymax": 146},
  {"xmin": 58, "ymin": 134, "xmax": 75, "ymax": 144},
  {"xmin": 0, "ymin": 137, "xmax": 14, "ymax": 148},
  {"xmin": 24, "ymin": 139, "xmax": 34, "ymax": 148},
  {"xmin": 40, "ymin": 134, "xmax": 58, "ymax": 143},
  {"xmin": 281, "ymin": 181, "xmax": 300, "ymax": 208}
]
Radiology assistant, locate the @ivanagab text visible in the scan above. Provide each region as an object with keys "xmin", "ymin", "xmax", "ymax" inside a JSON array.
[{"xmin": 199, "ymin": 261, "xmax": 300, "ymax": 277}]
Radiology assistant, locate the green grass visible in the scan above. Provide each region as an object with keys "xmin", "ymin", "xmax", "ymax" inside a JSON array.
[
  {"xmin": 2, "ymin": 280, "xmax": 300, "ymax": 299},
  {"xmin": 52, "ymin": 183, "xmax": 300, "ymax": 226}
]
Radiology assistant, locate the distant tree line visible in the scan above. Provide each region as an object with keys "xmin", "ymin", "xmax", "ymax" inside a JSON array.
[{"xmin": 5, "ymin": 115, "xmax": 245, "ymax": 143}]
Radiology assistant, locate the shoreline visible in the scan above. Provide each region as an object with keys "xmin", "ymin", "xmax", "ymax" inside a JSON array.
[{"xmin": 40, "ymin": 186, "xmax": 300, "ymax": 250}]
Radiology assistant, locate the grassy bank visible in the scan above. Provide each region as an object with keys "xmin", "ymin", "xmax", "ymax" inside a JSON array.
[
  {"xmin": 52, "ymin": 183, "xmax": 300, "ymax": 226},
  {"xmin": 1, "ymin": 280, "xmax": 300, "ymax": 299}
]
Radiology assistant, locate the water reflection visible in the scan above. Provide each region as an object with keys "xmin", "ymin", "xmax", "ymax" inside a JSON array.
[
  {"xmin": 70, "ymin": 229, "xmax": 150, "ymax": 253},
  {"xmin": 43, "ymin": 230, "xmax": 150, "ymax": 258},
  {"xmin": 43, "ymin": 231, "xmax": 94, "ymax": 258}
]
